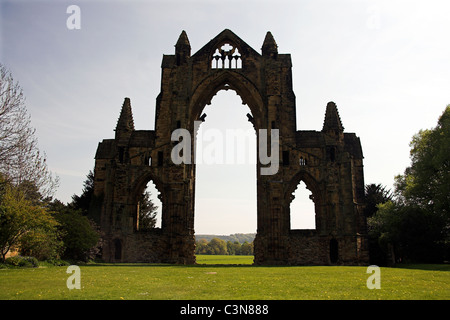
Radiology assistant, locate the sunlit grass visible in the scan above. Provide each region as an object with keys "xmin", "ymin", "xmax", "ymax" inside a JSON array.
[
  {"xmin": 0, "ymin": 256, "xmax": 449, "ymax": 300},
  {"xmin": 196, "ymin": 255, "xmax": 253, "ymax": 265}
]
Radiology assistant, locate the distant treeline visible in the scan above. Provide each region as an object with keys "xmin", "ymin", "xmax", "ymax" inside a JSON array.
[
  {"xmin": 195, "ymin": 237, "xmax": 254, "ymax": 255},
  {"xmin": 195, "ymin": 233, "xmax": 255, "ymax": 244}
]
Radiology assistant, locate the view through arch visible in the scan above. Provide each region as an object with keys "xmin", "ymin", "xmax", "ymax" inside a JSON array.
[
  {"xmin": 142, "ymin": 180, "xmax": 162, "ymax": 229},
  {"xmin": 194, "ymin": 89, "xmax": 257, "ymax": 235},
  {"xmin": 290, "ymin": 181, "xmax": 316, "ymax": 230}
]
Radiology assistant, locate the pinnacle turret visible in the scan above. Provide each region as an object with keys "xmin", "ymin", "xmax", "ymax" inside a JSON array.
[
  {"xmin": 175, "ymin": 30, "xmax": 191, "ymax": 65},
  {"xmin": 262, "ymin": 31, "xmax": 278, "ymax": 57},
  {"xmin": 322, "ymin": 101, "xmax": 344, "ymax": 133},
  {"xmin": 116, "ymin": 97, "xmax": 134, "ymax": 133}
]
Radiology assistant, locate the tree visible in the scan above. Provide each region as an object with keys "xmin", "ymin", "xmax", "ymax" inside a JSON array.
[
  {"xmin": 195, "ymin": 239, "xmax": 209, "ymax": 254},
  {"xmin": 369, "ymin": 201, "xmax": 445, "ymax": 263},
  {"xmin": 227, "ymin": 241, "xmax": 241, "ymax": 255},
  {"xmin": 395, "ymin": 105, "xmax": 449, "ymax": 260},
  {"xmin": 240, "ymin": 241, "xmax": 253, "ymax": 255},
  {"xmin": 70, "ymin": 170, "xmax": 103, "ymax": 224},
  {"xmin": 364, "ymin": 183, "xmax": 394, "ymax": 264},
  {"xmin": 49, "ymin": 200, "xmax": 100, "ymax": 262},
  {"xmin": 368, "ymin": 105, "xmax": 450, "ymax": 263},
  {"xmin": 0, "ymin": 64, "xmax": 58, "ymax": 198},
  {"xmin": 138, "ymin": 190, "xmax": 158, "ymax": 231},
  {"xmin": 71, "ymin": 170, "xmax": 94, "ymax": 214},
  {"xmin": 0, "ymin": 175, "xmax": 60, "ymax": 262},
  {"xmin": 364, "ymin": 183, "xmax": 393, "ymax": 217},
  {"xmin": 207, "ymin": 238, "xmax": 228, "ymax": 255},
  {"xmin": 395, "ymin": 105, "xmax": 450, "ymax": 220}
]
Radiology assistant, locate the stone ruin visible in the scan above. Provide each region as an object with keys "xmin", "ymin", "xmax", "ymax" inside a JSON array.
[{"xmin": 93, "ymin": 29, "xmax": 369, "ymax": 265}]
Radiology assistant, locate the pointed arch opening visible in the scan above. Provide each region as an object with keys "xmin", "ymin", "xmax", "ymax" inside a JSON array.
[
  {"xmin": 138, "ymin": 180, "xmax": 162, "ymax": 230},
  {"xmin": 130, "ymin": 173, "xmax": 164, "ymax": 232},
  {"xmin": 290, "ymin": 181, "xmax": 316, "ymax": 230},
  {"xmin": 194, "ymin": 89, "xmax": 257, "ymax": 235},
  {"xmin": 287, "ymin": 172, "xmax": 322, "ymax": 233}
]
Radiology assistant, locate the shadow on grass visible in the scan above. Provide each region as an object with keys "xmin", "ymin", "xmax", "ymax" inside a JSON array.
[
  {"xmin": 76, "ymin": 259, "xmax": 450, "ymax": 271},
  {"xmin": 392, "ymin": 263, "xmax": 450, "ymax": 272},
  {"xmin": 79, "ymin": 263, "xmax": 259, "ymax": 268},
  {"xmin": 78, "ymin": 262, "xmax": 364, "ymax": 269}
]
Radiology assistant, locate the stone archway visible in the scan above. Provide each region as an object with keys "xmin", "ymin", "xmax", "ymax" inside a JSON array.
[{"xmin": 93, "ymin": 29, "xmax": 369, "ymax": 265}]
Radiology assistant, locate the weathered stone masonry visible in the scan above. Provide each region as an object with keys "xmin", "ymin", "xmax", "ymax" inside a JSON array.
[{"xmin": 93, "ymin": 29, "xmax": 369, "ymax": 265}]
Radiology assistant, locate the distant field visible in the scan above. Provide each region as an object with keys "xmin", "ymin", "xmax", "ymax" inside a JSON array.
[
  {"xmin": 196, "ymin": 255, "xmax": 254, "ymax": 264},
  {"xmin": 0, "ymin": 255, "xmax": 449, "ymax": 300}
]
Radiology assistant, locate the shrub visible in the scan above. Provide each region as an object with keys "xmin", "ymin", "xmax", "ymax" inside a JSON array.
[
  {"xmin": 5, "ymin": 256, "xmax": 38, "ymax": 268},
  {"xmin": 45, "ymin": 258, "xmax": 70, "ymax": 266}
]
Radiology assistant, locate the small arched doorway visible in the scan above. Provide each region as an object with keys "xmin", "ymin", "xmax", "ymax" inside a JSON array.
[
  {"xmin": 114, "ymin": 238, "xmax": 122, "ymax": 260},
  {"xmin": 330, "ymin": 238, "xmax": 339, "ymax": 263}
]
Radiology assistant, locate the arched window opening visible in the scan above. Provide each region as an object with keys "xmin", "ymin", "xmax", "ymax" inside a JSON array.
[
  {"xmin": 144, "ymin": 155, "xmax": 152, "ymax": 166},
  {"xmin": 137, "ymin": 180, "xmax": 162, "ymax": 231},
  {"xmin": 194, "ymin": 89, "xmax": 256, "ymax": 235},
  {"xmin": 290, "ymin": 181, "xmax": 316, "ymax": 230},
  {"xmin": 299, "ymin": 156, "xmax": 307, "ymax": 166},
  {"xmin": 211, "ymin": 43, "xmax": 242, "ymax": 69}
]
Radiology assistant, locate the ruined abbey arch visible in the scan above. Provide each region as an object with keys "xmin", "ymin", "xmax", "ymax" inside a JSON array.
[{"xmin": 93, "ymin": 29, "xmax": 369, "ymax": 265}]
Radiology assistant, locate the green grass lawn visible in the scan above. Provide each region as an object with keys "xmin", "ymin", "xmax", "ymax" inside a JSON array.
[{"xmin": 0, "ymin": 255, "xmax": 449, "ymax": 300}]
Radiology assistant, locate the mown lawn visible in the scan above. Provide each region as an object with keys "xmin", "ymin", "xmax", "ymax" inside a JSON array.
[{"xmin": 0, "ymin": 255, "xmax": 449, "ymax": 300}]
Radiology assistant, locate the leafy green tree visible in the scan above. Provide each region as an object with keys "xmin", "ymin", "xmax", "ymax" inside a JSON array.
[
  {"xmin": 368, "ymin": 105, "xmax": 450, "ymax": 263},
  {"xmin": 49, "ymin": 200, "xmax": 100, "ymax": 262},
  {"xmin": 227, "ymin": 241, "xmax": 241, "ymax": 255},
  {"xmin": 195, "ymin": 239, "xmax": 209, "ymax": 254},
  {"xmin": 207, "ymin": 238, "xmax": 228, "ymax": 255},
  {"xmin": 395, "ymin": 105, "xmax": 449, "ymax": 261},
  {"xmin": 395, "ymin": 105, "xmax": 449, "ymax": 221},
  {"xmin": 240, "ymin": 241, "xmax": 253, "ymax": 255},
  {"xmin": 369, "ymin": 201, "xmax": 445, "ymax": 263},
  {"xmin": 0, "ymin": 175, "xmax": 60, "ymax": 262}
]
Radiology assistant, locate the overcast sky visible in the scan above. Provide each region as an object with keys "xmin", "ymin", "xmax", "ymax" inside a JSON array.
[{"xmin": 1, "ymin": 0, "xmax": 449, "ymax": 234}]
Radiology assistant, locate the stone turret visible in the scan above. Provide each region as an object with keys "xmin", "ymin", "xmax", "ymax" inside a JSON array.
[
  {"xmin": 262, "ymin": 31, "xmax": 278, "ymax": 58},
  {"xmin": 175, "ymin": 30, "xmax": 191, "ymax": 65},
  {"xmin": 115, "ymin": 97, "xmax": 134, "ymax": 147},
  {"xmin": 322, "ymin": 101, "xmax": 344, "ymax": 138}
]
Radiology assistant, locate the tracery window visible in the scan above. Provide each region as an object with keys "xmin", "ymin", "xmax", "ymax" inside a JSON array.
[{"xmin": 211, "ymin": 43, "xmax": 242, "ymax": 69}]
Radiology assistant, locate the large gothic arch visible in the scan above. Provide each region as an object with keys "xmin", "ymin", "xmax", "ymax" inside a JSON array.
[{"xmin": 93, "ymin": 29, "xmax": 369, "ymax": 265}]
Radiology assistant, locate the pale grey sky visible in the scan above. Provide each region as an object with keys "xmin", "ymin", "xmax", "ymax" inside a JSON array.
[{"xmin": 1, "ymin": 0, "xmax": 449, "ymax": 234}]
